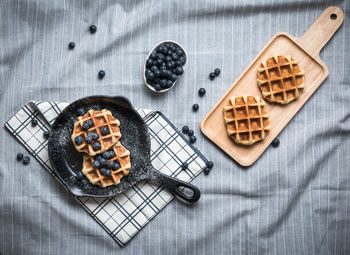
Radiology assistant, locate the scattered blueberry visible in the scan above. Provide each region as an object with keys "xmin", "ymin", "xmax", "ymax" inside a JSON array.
[
  {"xmin": 112, "ymin": 161, "xmax": 121, "ymax": 170},
  {"xmin": 43, "ymin": 131, "xmax": 51, "ymax": 139},
  {"xmin": 92, "ymin": 142, "xmax": 101, "ymax": 151},
  {"xmin": 107, "ymin": 161, "xmax": 115, "ymax": 169},
  {"xmin": 109, "ymin": 150, "xmax": 116, "ymax": 158},
  {"xmin": 92, "ymin": 132, "xmax": 99, "ymax": 140},
  {"xmin": 102, "ymin": 151, "xmax": 109, "ymax": 159},
  {"xmin": 82, "ymin": 122, "xmax": 90, "ymax": 131},
  {"xmin": 198, "ymin": 88, "xmax": 206, "ymax": 97},
  {"xmin": 154, "ymin": 84, "xmax": 161, "ymax": 91},
  {"xmin": 89, "ymin": 25, "xmax": 97, "ymax": 34},
  {"xmin": 104, "ymin": 168, "xmax": 111, "ymax": 176},
  {"xmin": 203, "ymin": 167, "xmax": 210, "ymax": 175},
  {"xmin": 68, "ymin": 42, "xmax": 75, "ymax": 49},
  {"xmin": 92, "ymin": 160, "xmax": 100, "ymax": 169},
  {"xmin": 99, "ymin": 158, "xmax": 107, "ymax": 167},
  {"xmin": 189, "ymin": 136, "xmax": 197, "ymax": 144},
  {"xmin": 17, "ymin": 153, "xmax": 24, "ymax": 161},
  {"xmin": 206, "ymin": 161, "xmax": 214, "ymax": 169},
  {"xmin": 85, "ymin": 136, "xmax": 93, "ymax": 144},
  {"xmin": 188, "ymin": 129, "xmax": 194, "ymax": 137},
  {"xmin": 74, "ymin": 135, "xmax": 84, "ymax": 145},
  {"xmin": 100, "ymin": 126, "xmax": 109, "ymax": 135},
  {"xmin": 87, "ymin": 119, "xmax": 93, "ymax": 127},
  {"xmin": 271, "ymin": 138, "xmax": 280, "ymax": 147},
  {"xmin": 23, "ymin": 156, "xmax": 30, "ymax": 165},
  {"xmin": 76, "ymin": 171, "xmax": 84, "ymax": 181},
  {"xmin": 214, "ymin": 68, "xmax": 221, "ymax": 76},
  {"xmin": 76, "ymin": 108, "xmax": 86, "ymax": 116},
  {"xmin": 192, "ymin": 104, "xmax": 199, "ymax": 112},
  {"xmin": 98, "ymin": 70, "xmax": 105, "ymax": 79},
  {"xmin": 31, "ymin": 119, "xmax": 38, "ymax": 127},
  {"xmin": 182, "ymin": 126, "xmax": 189, "ymax": 134},
  {"xmin": 181, "ymin": 162, "xmax": 188, "ymax": 170},
  {"xmin": 99, "ymin": 167, "xmax": 107, "ymax": 175},
  {"xmin": 209, "ymin": 72, "xmax": 216, "ymax": 80}
]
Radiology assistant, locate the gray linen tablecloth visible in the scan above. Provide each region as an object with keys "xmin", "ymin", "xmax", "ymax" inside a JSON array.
[{"xmin": 0, "ymin": 0, "xmax": 349, "ymax": 254}]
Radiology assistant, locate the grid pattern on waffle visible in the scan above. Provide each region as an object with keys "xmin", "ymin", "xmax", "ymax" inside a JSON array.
[
  {"xmin": 72, "ymin": 109, "xmax": 122, "ymax": 157},
  {"xmin": 4, "ymin": 101, "xmax": 207, "ymax": 246},
  {"xmin": 82, "ymin": 141, "xmax": 131, "ymax": 188},
  {"xmin": 257, "ymin": 55, "xmax": 305, "ymax": 104},
  {"xmin": 223, "ymin": 95, "xmax": 270, "ymax": 145}
]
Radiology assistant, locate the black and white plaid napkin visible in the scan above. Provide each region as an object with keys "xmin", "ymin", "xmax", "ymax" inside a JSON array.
[{"xmin": 5, "ymin": 101, "xmax": 208, "ymax": 246}]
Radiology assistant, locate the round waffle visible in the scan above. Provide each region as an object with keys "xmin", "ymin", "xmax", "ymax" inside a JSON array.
[
  {"xmin": 257, "ymin": 55, "xmax": 305, "ymax": 104},
  {"xmin": 71, "ymin": 109, "xmax": 122, "ymax": 157},
  {"xmin": 82, "ymin": 141, "xmax": 131, "ymax": 188},
  {"xmin": 223, "ymin": 95, "xmax": 270, "ymax": 145}
]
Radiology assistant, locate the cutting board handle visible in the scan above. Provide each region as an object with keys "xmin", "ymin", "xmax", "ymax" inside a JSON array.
[{"xmin": 296, "ymin": 6, "xmax": 344, "ymax": 59}]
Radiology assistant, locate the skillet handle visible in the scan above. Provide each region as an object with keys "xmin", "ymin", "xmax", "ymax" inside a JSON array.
[{"xmin": 149, "ymin": 169, "xmax": 201, "ymax": 203}]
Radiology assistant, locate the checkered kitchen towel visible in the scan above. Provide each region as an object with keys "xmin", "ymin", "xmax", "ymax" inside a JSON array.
[{"xmin": 4, "ymin": 101, "xmax": 208, "ymax": 246}]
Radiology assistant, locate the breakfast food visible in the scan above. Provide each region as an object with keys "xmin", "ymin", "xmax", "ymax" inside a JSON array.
[
  {"xmin": 223, "ymin": 95, "xmax": 270, "ymax": 145},
  {"xmin": 71, "ymin": 109, "xmax": 122, "ymax": 157},
  {"xmin": 82, "ymin": 141, "xmax": 131, "ymax": 188},
  {"xmin": 145, "ymin": 42, "xmax": 186, "ymax": 91},
  {"xmin": 257, "ymin": 55, "xmax": 305, "ymax": 104}
]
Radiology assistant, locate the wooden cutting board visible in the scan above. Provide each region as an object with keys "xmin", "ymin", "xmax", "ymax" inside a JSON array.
[{"xmin": 200, "ymin": 6, "xmax": 344, "ymax": 166}]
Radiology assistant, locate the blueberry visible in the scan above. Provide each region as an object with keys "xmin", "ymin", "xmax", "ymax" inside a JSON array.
[
  {"xmin": 160, "ymin": 79, "xmax": 167, "ymax": 88},
  {"xmin": 85, "ymin": 136, "xmax": 93, "ymax": 144},
  {"xmin": 188, "ymin": 129, "xmax": 194, "ymax": 136},
  {"xmin": 166, "ymin": 80, "xmax": 173, "ymax": 88},
  {"xmin": 157, "ymin": 53, "xmax": 165, "ymax": 60},
  {"xmin": 160, "ymin": 70, "xmax": 168, "ymax": 78},
  {"xmin": 175, "ymin": 66, "xmax": 183, "ymax": 75},
  {"xmin": 154, "ymin": 78, "xmax": 161, "ymax": 83},
  {"xmin": 92, "ymin": 142, "xmax": 101, "ymax": 151},
  {"xmin": 76, "ymin": 108, "xmax": 86, "ymax": 116},
  {"xmin": 170, "ymin": 74, "xmax": 177, "ymax": 82},
  {"xmin": 209, "ymin": 72, "xmax": 216, "ymax": 80},
  {"xmin": 171, "ymin": 53, "xmax": 178, "ymax": 60},
  {"xmin": 94, "ymin": 155, "xmax": 103, "ymax": 162},
  {"xmin": 151, "ymin": 65, "xmax": 159, "ymax": 72},
  {"xmin": 192, "ymin": 104, "xmax": 199, "ymax": 112},
  {"xmin": 154, "ymin": 84, "xmax": 161, "ymax": 91},
  {"xmin": 99, "ymin": 167, "xmax": 107, "ymax": 175},
  {"xmin": 198, "ymin": 88, "xmax": 206, "ymax": 97},
  {"xmin": 157, "ymin": 46, "xmax": 164, "ymax": 53},
  {"xmin": 166, "ymin": 50, "xmax": 173, "ymax": 56},
  {"xmin": 146, "ymin": 59, "xmax": 153, "ymax": 68},
  {"xmin": 112, "ymin": 161, "xmax": 121, "ymax": 170},
  {"xmin": 159, "ymin": 65, "xmax": 167, "ymax": 70},
  {"xmin": 74, "ymin": 135, "xmax": 84, "ymax": 145},
  {"xmin": 23, "ymin": 156, "xmax": 30, "ymax": 165},
  {"xmin": 170, "ymin": 45, "xmax": 176, "ymax": 51},
  {"xmin": 31, "ymin": 119, "xmax": 38, "ymax": 127},
  {"xmin": 189, "ymin": 136, "xmax": 197, "ymax": 144},
  {"xmin": 87, "ymin": 119, "xmax": 94, "ymax": 127},
  {"xmin": 166, "ymin": 70, "xmax": 172, "ymax": 77},
  {"xmin": 76, "ymin": 171, "xmax": 84, "ymax": 181},
  {"xmin": 89, "ymin": 25, "xmax": 97, "ymax": 34},
  {"xmin": 154, "ymin": 70, "xmax": 160, "ymax": 78},
  {"xmin": 68, "ymin": 42, "xmax": 75, "ymax": 49},
  {"xmin": 102, "ymin": 151, "xmax": 110, "ymax": 159},
  {"xmin": 92, "ymin": 160, "xmax": 100, "ymax": 169},
  {"xmin": 179, "ymin": 56, "xmax": 186, "ymax": 65},
  {"xmin": 206, "ymin": 161, "xmax": 214, "ymax": 169},
  {"xmin": 43, "ymin": 131, "xmax": 51, "ymax": 139},
  {"xmin": 165, "ymin": 56, "xmax": 172, "ymax": 63},
  {"xmin": 176, "ymin": 49, "xmax": 184, "ymax": 56},
  {"xmin": 17, "ymin": 153, "xmax": 24, "ymax": 161},
  {"xmin": 214, "ymin": 68, "xmax": 221, "ymax": 76},
  {"xmin": 150, "ymin": 52, "xmax": 157, "ymax": 60},
  {"xmin": 181, "ymin": 162, "xmax": 188, "ymax": 170},
  {"xmin": 164, "ymin": 43, "xmax": 171, "ymax": 48},
  {"xmin": 82, "ymin": 122, "xmax": 90, "ymax": 131},
  {"xmin": 162, "ymin": 46, "xmax": 168, "ymax": 54},
  {"xmin": 100, "ymin": 126, "xmax": 109, "ymax": 135},
  {"xmin": 109, "ymin": 150, "xmax": 116, "ymax": 158},
  {"xmin": 167, "ymin": 62, "xmax": 174, "ymax": 69},
  {"xmin": 99, "ymin": 158, "xmax": 107, "ymax": 167},
  {"xmin": 146, "ymin": 71, "xmax": 155, "ymax": 80},
  {"xmin": 182, "ymin": 126, "xmax": 189, "ymax": 134},
  {"xmin": 175, "ymin": 61, "xmax": 182, "ymax": 67},
  {"xmin": 155, "ymin": 59, "xmax": 163, "ymax": 66},
  {"xmin": 203, "ymin": 167, "xmax": 210, "ymax": 175},
  {"xmin": 107, "ymin": 161, "xmax": 115, "ymax": 169},
  {"xmin": 104, "ymin": 169, "xmax": 111, "ymax": 176},
  {"xmin": 98, "ymin": 70, "xmax": 105, "ymax": 79},
  {"xmin": 271, "ymin": 138, "xmax": 280, "ymax": 147},
  {"xmin": 92, "ymin": 132, "xmax": 99, "ymax": 140}
]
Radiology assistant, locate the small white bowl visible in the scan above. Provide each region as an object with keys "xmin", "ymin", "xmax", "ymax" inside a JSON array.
[{"xmin": 144, "ymin": 40, "xmax": 187, "ymax": 93}]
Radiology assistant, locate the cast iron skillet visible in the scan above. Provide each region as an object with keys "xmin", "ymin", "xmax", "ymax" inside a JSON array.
[{"xmin": 48, "ymin": 95, "xmax": 200, "ymax": 202}]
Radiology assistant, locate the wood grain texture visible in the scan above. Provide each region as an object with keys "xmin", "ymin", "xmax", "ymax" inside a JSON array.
[{"xmin": 200, "ymin": 6, "xmax": 344, "ymax": 166}]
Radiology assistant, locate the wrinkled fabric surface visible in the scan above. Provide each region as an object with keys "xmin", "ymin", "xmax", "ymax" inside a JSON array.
[{"xmin": 0, "ymin": 0, "xmax": 349, "ymax": 254}]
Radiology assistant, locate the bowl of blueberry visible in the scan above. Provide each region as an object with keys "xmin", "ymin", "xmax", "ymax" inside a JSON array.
[{"xmin": 144, "ymin": 40, "xmax": 187, "ymax": 93}]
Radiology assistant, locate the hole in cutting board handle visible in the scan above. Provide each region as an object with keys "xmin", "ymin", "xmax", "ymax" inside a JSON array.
[{"xmin": 330, "ymin": 13, "xmax": 337, "ymax": 20}]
